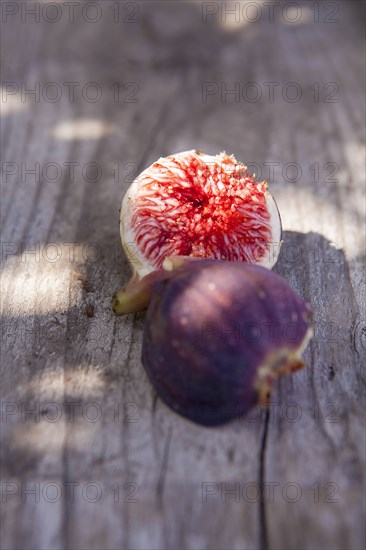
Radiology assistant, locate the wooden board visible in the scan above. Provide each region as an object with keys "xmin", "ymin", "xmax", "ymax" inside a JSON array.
[{"xmin": 1, "ymin": 2, "xmax": 365, "ymax": 549}]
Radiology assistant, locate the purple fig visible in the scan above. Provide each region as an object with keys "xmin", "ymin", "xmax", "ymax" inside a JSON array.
[{"xmin": 142, "ymin": 260, "xmax": 313, "ymax": 426}]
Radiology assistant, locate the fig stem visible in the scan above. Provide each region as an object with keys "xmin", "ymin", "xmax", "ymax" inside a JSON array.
[
  {"xmin": 113, "ymin": 256, "xmax": 203, "ymax": 315},
  {"xmin": 112, "ymin": 271, "xmax": 166, "ymax": 315}
]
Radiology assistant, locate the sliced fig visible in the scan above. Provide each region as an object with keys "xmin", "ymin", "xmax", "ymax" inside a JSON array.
[
  {"xmin": 142, "ymin": 260, "xmax": 312, "ymax": 426},
  {"xmin": 113, "ymin": 150, "xmax": 282, "ymax": 314}
]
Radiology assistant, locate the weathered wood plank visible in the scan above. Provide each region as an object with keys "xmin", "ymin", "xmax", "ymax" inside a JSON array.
[
  {"xmin": 1, "ymin": 2, "xmax": 365, "ymax": 550},
  {"xmin": 268, "ymin": 231, "xmax": 366, "ymax": 550}
]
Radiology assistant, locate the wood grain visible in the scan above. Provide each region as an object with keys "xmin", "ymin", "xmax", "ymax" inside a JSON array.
[{"xmin": 1, "ymin": 2, "xmax": 365, "ymax": 549}]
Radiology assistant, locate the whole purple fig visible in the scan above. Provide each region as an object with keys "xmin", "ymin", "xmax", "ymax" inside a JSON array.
[{"xmin": 142, "ymin": 260, "xmax": 312, "ymax": 426}]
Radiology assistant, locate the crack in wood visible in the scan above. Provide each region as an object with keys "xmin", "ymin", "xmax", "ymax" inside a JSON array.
[
  {"xmin": 259, "ymin": 408, "xmax": 270, "ymax": 550},
  {"xmin": 156, "ymin": 426, "xmax": 173, "ymax": 508}
]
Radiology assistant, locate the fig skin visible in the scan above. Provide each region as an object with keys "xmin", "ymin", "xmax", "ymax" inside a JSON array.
[{"xmin": 142, "ymin": 260, "xmax": 312, "ymax": 426}]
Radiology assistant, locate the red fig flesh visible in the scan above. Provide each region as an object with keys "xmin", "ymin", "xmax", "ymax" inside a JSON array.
[
  {"xmin": 114, "ymin": 150, "xmax": 282, "ymax": 314},
  {"xmin": 142, "ymin": 261, "xmax": 312, "ymax": 426}
]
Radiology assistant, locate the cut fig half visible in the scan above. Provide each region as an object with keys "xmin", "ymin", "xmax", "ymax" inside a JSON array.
[{"xmin": 113, "ymin": 150, "xmax": 282, "ymax": 315}]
